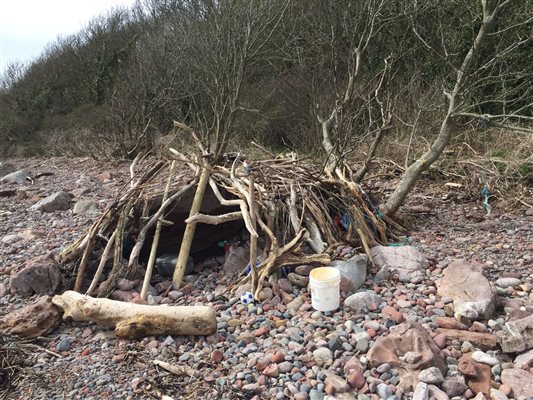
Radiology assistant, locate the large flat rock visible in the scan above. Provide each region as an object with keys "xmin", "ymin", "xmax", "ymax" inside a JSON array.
[{"xmin": 437, "ymin": 260, "xmax": 496, "ymax": 321}]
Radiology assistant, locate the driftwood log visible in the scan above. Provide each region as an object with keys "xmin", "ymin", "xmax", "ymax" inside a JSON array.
[{"xmin": 52, "ymin": 291, "xmax": 216, "ymax": 339}]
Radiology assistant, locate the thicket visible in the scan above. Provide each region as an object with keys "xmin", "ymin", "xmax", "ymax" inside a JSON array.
[{"xmin": 0, "ymin": 0, "xmax": 531, "ymax": 166}]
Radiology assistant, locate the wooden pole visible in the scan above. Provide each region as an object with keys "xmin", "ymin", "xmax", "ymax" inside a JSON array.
[
  {"xmin": 248, "ymin": 173, "xmax": 258, "ymax": 294},
  {"xmin": 172, "ymin": 165, "xmax": 210, "ymax": 289},
  {"xmin": 141, "ymin": 161, "xmax": 176, "ymax": 300}
]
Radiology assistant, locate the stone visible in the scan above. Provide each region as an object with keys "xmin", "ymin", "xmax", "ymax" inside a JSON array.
[
  {"xmin": 323, "ymin": 371, "xmax": 350, "ymax": 393},
  {"xmin": 73, "ymin": 199, "xmax": 99, "ymax": 214},
  {"xmin": 263, "ymin": 364, "xmax": 279, "ymax": 377},
  {"xmin": 343, "ymin": 356, "xmax": 363, "ymax": 375},
  {"xmin": 413, "ymin": 382, "xmax": 429, "ymax": 400},
  {"xmin": 330, "ymin": 254, "xmax": 367, "ymax": 292},
  {"xmin": 428, "ymin": 385, "xmax": 449, "ymax": 400},
  {"xmin": 489, "ymin": 389, "xmax": 508, "ymax": 400},
  {"xmin": 258, "ymin": 287, "xmax": 273, "ymax": 301},
  {"xmin": 287, "ymin": 296, "xmax": 304, "ymax": 312},
  {"xmin": 495, "ymin": 278, "xmax": 521, "ymax": 288},
  {"xmin": 376, "ymin": 383, "xmax": 392, "ymax": 398},
  {"xmin": 1, "ymin": 169, "xmax": 29, "ymax": 184},
  {"xmin": 313, "ymin": 347, "xmax": 333, "ymax": 367},
  {"xmin": 500, "ymin": 368, "xmax": 533, "ymax": 398},
  {"xmin": 418, "ymin": 367, "xmax": 444, "ymax": 385},
  {"xmin": 0, "ymin": 296, "xmax": 61, "ymax": 339},
  {"xmin": 0, "ymin": 283, "xmax": 7, "ymax": 297},
  {"xmin": 435, "ymin": 317, "xmax": 468, "ymax": 330},
  {"xmin": 278, "ymin": 361, "xmax": 292, "ymax": 373},
  {"xmin": 31, "ymin": 191, "xmax": 71, "ymax": 212},
  {"xmin": 19, "ymin": 229, "xmax": 44, "ymax": 241},
  {"xmin": 278, "ymin": 278, "xmax": 293, "ymax": 293},
  {"xmin": 367, "ymin": 322, "xmax": 447, "ymax": 391},
  {"xmin": 117, "ymin": 278, "xmax": 136, "ymax": 291},
  {"xmin": 382, "ymin": 305, "xmax": 405, "ymax": 324},
  {"xmin": 1, "ymin": 234, "xmax": 21, "ymax": 244},
  {"xmin": 471, "ymin": 351, "xmax": 499, "ymax": 366},
  {"xmin": 10, "ymin": 254, "xmax": 62, "ymax": 297},
  {"xmin": 497, "ymin": 314, "xmax": 533, "ymax": 353},
  {"xmin": 435, "ymin": 328, "xmax": 498, "ymax": 350},
  {"xmin": 459, "ymin": 354, "xmax": 492, "ymax": 395},
  {"xmin": 442, "ymin": 376, "xmax": 468, "ymax": 397},
  {"xmin": 223, "ymin": 243, "xmax": 249, "ymax": 275},
  {"xmin": 346, "ymin": 371, "xmax": 365, "ymax": 389},
  {"xmin": 344, "ymin": 290, "xmax": 381, "ymax": 312},
  {"xmin": 295, "ymin": 265, "xmax": 313, "ymax": 276},
  {"xmin": 473, "ymin": 394, "xmax": 488, "ymax": 400},
  {"xmin": 514, "ymin": 348, "xmax": 533, "ymax": 369},
  {"xmin": 433, "ymin": 334, "xmax": 447, "ymax": 349},
  {"xmin": 371, "ymin": 245, "xmax": 427, "ymax": 283},
  {"xmin": 437, "ymin": 260, "xmax": 496, "ymax": 321},
  {"xmin": 287, "ymin": 273, "xmax": 309, "ymax": 288},
  {"xmin": 401, "ymin": 351, "xmax": 422, "ymax": 364},
  {"xmin": 110, "ymin": 290, "xmax": 135, "ymax": 302},
  {"xmin": 156, "ymin": 254, "xmax": 194, "ymax": 277},
  {"xmin": 57, "ymin": 337, "xmax": 72, "ymax": 352}
]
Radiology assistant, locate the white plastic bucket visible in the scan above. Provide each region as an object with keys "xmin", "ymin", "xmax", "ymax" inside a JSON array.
[{"xmin": 309, "ymin": 267, "xmax": 341, "ymax": 312}]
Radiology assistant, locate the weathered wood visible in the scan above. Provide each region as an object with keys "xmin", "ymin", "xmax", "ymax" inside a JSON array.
[
  {"xmin": 185, "ymin": 211, "xmax": 243, "ymax": 225},
  {"xmin": 52, "ymin": 291, "xmax": 216, "ymax": 339},
  {"xmin": 173, "ymin": 166, "xmax": 210, "ymax": 289},
  {"xmin": 141, "ymin": 161, "xmax": 176, "ymax": 300}
]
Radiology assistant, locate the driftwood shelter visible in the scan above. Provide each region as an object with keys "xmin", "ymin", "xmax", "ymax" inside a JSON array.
[{"xmin": 59, "ymin": 140, "xmax": 396, "ymax": 307}]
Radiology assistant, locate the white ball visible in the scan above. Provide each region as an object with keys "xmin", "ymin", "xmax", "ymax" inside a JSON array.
[{"xmin": 240, "ymin": 291, "xmax": 254, "ymax": 305}]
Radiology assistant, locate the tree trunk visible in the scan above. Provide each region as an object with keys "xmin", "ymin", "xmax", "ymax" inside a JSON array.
[
  {"xmin": 381, "ymin": 116, "xmax": 454, "ymax": 215},
  {"xmin": 381, "ymin": 0, "xmax": 505, "ymax": 216}
]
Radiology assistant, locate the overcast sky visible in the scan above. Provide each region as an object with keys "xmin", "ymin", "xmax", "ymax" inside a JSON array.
[{"xmin": 0, "ymin": 0, "xmax": 137, "ymax": 74}]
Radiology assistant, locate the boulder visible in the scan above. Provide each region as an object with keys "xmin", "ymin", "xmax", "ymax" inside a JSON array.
[
  {"xmin": 367, "ymin": 321, "xmax": 447, "ymax": 391},
  {"xmin": 323, "ymin": 371, "xmax": 350, "ymax": 393},
  {"xmin": 31, "ymin": 191, "xmax": 71, "ymax": 212},
  {"xmin": 500, "ymin": 368, "xmax": 533, "ymax": 398},
  {"xmin": 371, "ymin": 245, "xmax": 427, "ymax": 283},
  {"xmin": 9, "ymin": 254, "xmax": 62, "ymax": 297},
  {"xmin": 330, "ymin": 254, "xmax": 367, "ymax": 292},
  {"xmin": 0, "ymin": 296, "xmax": 61, "ymax": 339},
  {"xmin": 222, "ymin": 243, "xmax": 249, "ymax": 275},
  {"xmin": 437, "ymin": 260, "xmax": 496, "ymax": 321},
  {"xmin": 442, "ymin": 375, "xmax": 468, "ymax": 397},
  {"xmin": 458, "ymin": 353, "xmax": 492, "ymax": 394},
  {"xmin": 1, "ymin": 169, "xmax": 29, "ymax": 184},
  {"xmin": 514, "ymin": 348, "xmax": 533, "ymax": 369},
  {"xmin": 73, "ymin": 199, "xmax": 99, "ymax": 214},
  {"xmin": 497, "ymin": 314, "xmax": 533, "ymax": 353},
  {"xmin": 344, "ymin": 290, "xmax": 381, "ymax": 312},
  {"xmin": 1, "ymin": 234, "xmax": 21, "ymax": 244}
]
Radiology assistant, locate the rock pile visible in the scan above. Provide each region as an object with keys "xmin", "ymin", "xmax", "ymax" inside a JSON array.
[{"xmin": 1, "ymin": 158, "xmax": 532, "ymax": 400}]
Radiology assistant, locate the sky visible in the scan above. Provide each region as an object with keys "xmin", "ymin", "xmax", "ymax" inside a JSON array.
[{"xmin": 0, "ymin": 0, "xmax": 137, "ymax": 75}]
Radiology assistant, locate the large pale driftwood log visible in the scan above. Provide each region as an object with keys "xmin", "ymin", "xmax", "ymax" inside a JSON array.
[
  {"xmin": 173, "ymin": 166, "xmax": 211, "ymax": 289},
  {"xmin": 53, "ymin": 291, "xmax": 216, "ymax": 339}
]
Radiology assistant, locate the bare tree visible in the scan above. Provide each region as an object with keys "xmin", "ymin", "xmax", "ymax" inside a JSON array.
[
  {"xmin": 382, "ymin": 0, "xmax": 533, "ymax": 216},
  {"xmin": 179, "ymin": 0, "xmax": 290, "ymax": 160}
]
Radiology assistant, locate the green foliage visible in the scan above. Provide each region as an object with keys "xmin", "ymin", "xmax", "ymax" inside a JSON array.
[
  {"xmin": 518, "ymin": 163, "xmax": 532, "ymax": 177},
  {"xmin": 490, "ymin": 149, "xmax": 506, "ymax": 158}
]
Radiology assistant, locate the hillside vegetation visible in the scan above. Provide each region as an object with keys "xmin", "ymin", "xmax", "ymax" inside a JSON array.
[{"xmin": 0, "ymin": 0, "xmax": 531, "ymax": 169}]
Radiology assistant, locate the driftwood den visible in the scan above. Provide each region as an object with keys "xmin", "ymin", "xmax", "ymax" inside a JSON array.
[{"xmin": 59, "ymin": 149, "xmax": 395, "ymax": 299}]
